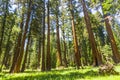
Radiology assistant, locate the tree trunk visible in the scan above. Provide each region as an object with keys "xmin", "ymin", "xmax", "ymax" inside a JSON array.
[
  {"xmin": 69, "ymin": 0, "xmax": 81, "ymax": 69},
  {"xmin": 81, "ymin": 0, "xmax": 102, "ymax": 66},
  {"xmin": 41, "ymin": 0, "xmax": 46, "ymax": 71},
  {"xmin": 21, "ymin": 31, "xmax": 31, "ymax": 72},
  {"xmin": 46, "ymin": 0, "xmax": 51, "ymax": 71},
  {"xmin": 100, "ymin": 0, "xmax": 120, "ymax": 63},
  {"xmin": 104, "ymin": 18, "xmax": 120, "ymax": 63}
]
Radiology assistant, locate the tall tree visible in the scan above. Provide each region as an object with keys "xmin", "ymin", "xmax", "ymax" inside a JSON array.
[
  {"xmin": 69, "ymin": 0, "xmax": 81, "ymax": 69},
  {"xmin": 81, "ymin": 0, "xmax": 102, "ymax": 66},
  {"xmin": 100, "ymin": 0, "xmax": 120, "ymax": 63}
]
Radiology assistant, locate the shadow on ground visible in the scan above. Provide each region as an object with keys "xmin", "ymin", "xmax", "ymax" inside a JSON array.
[{"xmin": 1, "ymin": 68, "xmax": 119, "ymax": 80}]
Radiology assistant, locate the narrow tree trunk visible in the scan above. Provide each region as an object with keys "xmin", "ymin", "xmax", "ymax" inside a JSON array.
[
  {"xmin": 81, "ymin": 0, "xmax": 102, "ymax": 66},
  {"xmin": 46, "ymin": 0, "xmax": 51, "ymax": 71},
  {"xmin": 69, "ymin": 0, "xmax": 81, "ymax": 69},
  {"xmin": 21, "ymin": 31, "xmax": 31, "ymax": 72},
  {"xmin": 27, "ymin": 46, "xmax": 31, "ymax": 69},
  {"xmin": 5, "ymin": 53, "xmax": 11, "ymax": 69},
  {"xmin": 62, "ymin": 28, "xmax": 68, "ymax": 67},
  {"xmin": 37, "ymin": 37, "xmax": 41, "ymax": 69},
  {"xmin": 41, "ymin": 0, "xmax": 46, "ymax": 71}
]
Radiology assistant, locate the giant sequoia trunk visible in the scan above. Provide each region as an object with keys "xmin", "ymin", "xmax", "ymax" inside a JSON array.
[
  {"xmin": 46, "ymin": 0, "xmax": 51, "ymax": 71},
  {"xmin": 104, "ymin": 17, "xmax": 120, "ymax": 63},
  {"xmin": 69, "ymin": 0, "xmax": 81, "ymax": 69},
  {"xmin": 81, "ymin": 0, "xmax": 102, "ymax": 66},
  {"xmin": 13, "ymin": 1, "xmax": 32, "ymax": 73},
  {"xmin": 100, "ymin": 0, "xmax": 120, "ymax": 63},
  {"xmin": 41, "ymin": 0, "xmax": 46, "ymax": 71}
]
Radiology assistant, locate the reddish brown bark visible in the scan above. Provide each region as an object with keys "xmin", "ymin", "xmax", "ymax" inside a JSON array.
[
  {"xmin": 81, "ymin": 0, "xmax": 102, "ymax": 66},
  {"xmin": 69, "ymin": 0, "xmax": 81, "ymax": 69},
  {"xmin": 21, "ymin": 32, "xmax": 31, "ymax": 72},
  {"xmin": 100, "ymin": 0, "xmax": 120, "ymax": 63},
  {"xmin": 104, "ymin": 18, "xmax": 120, "ymax": 63}
]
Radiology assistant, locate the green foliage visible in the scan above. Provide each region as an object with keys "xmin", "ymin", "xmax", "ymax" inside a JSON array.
[
  {"xmin": 101, "ymin": 45, "xmax": 112, "ymax": 56},
  {"xmin": 29, "ymin": 38, "xmax": 38, "ymax": 69},
  {"xmin": 1, "ymin": 66, "xmax": 120, "ymax": 80}
]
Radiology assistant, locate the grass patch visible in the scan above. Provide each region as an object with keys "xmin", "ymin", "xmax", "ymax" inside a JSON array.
[{"xmin": 0, "ymin": 66, "xmax": 120, "ymax": 80}]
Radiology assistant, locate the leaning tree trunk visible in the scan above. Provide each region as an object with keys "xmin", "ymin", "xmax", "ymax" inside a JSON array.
[
  {"xmin": 81, "ymin": 0, "xmax": 102, "ymax": 66},
  {"xmin": 100, "ymin": 0, "xmax": 120, "ymax": 63},
  {"xmin": 21, "ymin": 31, "xmax": 31, "ymax": 72},
  {"xmin": 104, "ymin": 18, "xmax": 120, "ymax": 63},
  {"xmin": 69, "ymin": 0, "xmax": 81, "ymax": 69}
]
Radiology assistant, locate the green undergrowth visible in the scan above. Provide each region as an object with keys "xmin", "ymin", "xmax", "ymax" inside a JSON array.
[{"xmin": 0, "ymin": 66, "xmax": 120, "ymax": 80}]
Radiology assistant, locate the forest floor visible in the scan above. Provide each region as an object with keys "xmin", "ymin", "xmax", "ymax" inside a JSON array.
[{"xmin": 0, "ymin": 66, "xmax": 120, "ymax": 80}]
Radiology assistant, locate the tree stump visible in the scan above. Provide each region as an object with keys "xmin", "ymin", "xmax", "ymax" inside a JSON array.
[{"xmin": 99, "ymin": 61, "xmax": 119, "ymax": 74}]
